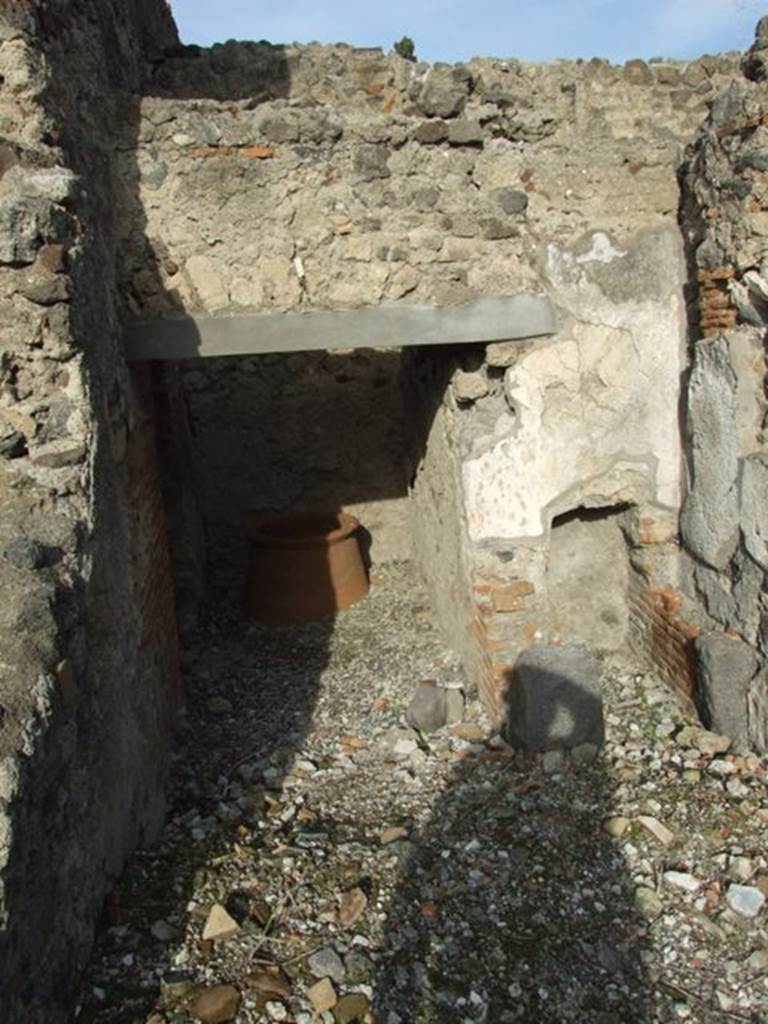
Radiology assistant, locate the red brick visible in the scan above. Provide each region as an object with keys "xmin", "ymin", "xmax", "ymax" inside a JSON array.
[{"xmin": 491, "ymin": 580, "xmax": 535, "ymax": 613}]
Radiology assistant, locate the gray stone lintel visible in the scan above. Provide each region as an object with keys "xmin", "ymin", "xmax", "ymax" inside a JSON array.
[{"xmin": 123, "ymin": 294, "xmax": 557, "ymax": 360}]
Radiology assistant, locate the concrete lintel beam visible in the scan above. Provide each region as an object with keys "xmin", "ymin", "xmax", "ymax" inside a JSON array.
[{"xmin": 123, "ymin": 295, "xmax": 557, "ymax": 361}]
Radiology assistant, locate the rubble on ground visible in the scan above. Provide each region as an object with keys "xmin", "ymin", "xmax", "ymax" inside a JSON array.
[{"xmin": 76, "ymin": 565, "xmax": 768, "ymax": 1024}]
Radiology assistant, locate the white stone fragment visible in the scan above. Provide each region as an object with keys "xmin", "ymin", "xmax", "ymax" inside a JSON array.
[
  {"xmin": 637, "ymin": 815, "xmax": 675, "ymax": 846},
  {"xmin": 662, "ymin": 871, "xmax": 701, "ymax": 894},
  {"xmin": 726, "ymin": 885, "xmax": 766, "ymax": 919},
  {"xmin": 202, "ymin": 903, "xmax": 241, "ymax": 942}
]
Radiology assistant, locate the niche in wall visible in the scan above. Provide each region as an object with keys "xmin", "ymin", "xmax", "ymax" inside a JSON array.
[
  {"xmin": 546, "ymin": 505, "xmax": 632, "ymax": 652},
  {"xmin": 178, "ymin": 348, "xmax": 410, "ymax": 591}
]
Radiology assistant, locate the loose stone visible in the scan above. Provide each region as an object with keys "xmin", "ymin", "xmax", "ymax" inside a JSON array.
[
  {"xmin": 333, "ymin": 992, "xmax": 370, "ymax": 1024},
  {"xmin": 201, "ymin": 903, "xmax": 240, "ymax": 942},
  {"xmin": 406, "ymin": 680, "xmax": 448, "ymax": 733},
  {"xmin": 188, "ymin": 985, "xmax": 242, "ymax": 1024},
  {"xmin": 727, "ymin": 856, "xmax": 754, "ymax": 882},
  {"xmin": 338, "ymin": 886, "xmax": 368, "ymax": 927},
  {"xmin": 663, "ymin": 871, "xmax": 701, "ymax": 893},
  {"xmin": 308, "ymin": 946, "xmax": 346, "ymax": 984},
  {"xmin": 635, "ymin": 887, "xmax": 663, "ymax": 918},
  {"xmin": 726, "ymin": 885, "xmax": 766, "ymax": 918},
  {"xmin": 307, "ymin": 977, "xmax": 337, "ymax": 1015},
  {"xmin": 603, "ymin": 816, "xmax": 630, "ymax": 838},
  {"xmin": 637, "ymin": 815, "xmax": 676, "ymax": 846}
]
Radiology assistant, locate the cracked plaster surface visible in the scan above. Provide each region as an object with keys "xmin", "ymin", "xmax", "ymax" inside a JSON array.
[{"xmin": 463, "ymin": 229, "xmax": 685, "ymax": 541}]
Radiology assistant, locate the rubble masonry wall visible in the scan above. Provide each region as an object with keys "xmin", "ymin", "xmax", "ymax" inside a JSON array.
[{"xmin": 0, "ymin": 2, "xmax": 181, "ymax": 1020}]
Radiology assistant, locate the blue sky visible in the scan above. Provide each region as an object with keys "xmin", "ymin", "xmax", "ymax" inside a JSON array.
[{"xmin": 169, "ymin": 1, "xmax": 761, "ymax": 63}]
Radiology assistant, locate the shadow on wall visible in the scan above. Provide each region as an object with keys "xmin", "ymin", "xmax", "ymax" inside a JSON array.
[
  {"xmin": 372, "ymin": 667, "xmax": 653, "ymax": 1024},
  {"xmin": 178, "ymin": 348, "xmax": 411, "ymax": 593},
  {"xmin": 114, "ymin": 40, "xmax": 294, "ymax": 622}
]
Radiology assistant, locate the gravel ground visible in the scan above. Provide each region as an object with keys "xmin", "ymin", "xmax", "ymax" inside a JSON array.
[{"xmin": 75, "ymin": 563, "xmax": 768, "ymax": 1024}]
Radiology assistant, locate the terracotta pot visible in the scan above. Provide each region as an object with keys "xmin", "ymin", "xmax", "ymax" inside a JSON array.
[{"xmin": 242, "ymin": 511, "xmax": 369, "ymax": 624}]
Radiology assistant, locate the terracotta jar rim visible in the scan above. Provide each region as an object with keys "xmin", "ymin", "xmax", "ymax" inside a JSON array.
[{"xmin": 244, "ymin": 511, "xmax": 361, "ymax": 549}]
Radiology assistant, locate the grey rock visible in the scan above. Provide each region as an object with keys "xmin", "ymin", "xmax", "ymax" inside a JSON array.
[
  {"xmin": 736, "ymin": 150, "xmax": 768, "ymax": 173},
  {"xmin": 476, "ymin": 77, "xmax": 519, "ymax": 105},
  {"xmin": 726, "ymin": 778, "xmax": 750, "ymax": 799},
  {"xmin": 444, "ymin": 686, "xmax": 464, "ymax": 724},
  {"xmin": 731, "ymin": 548, "xmax": 764, "ymax": 644},
  {"xmin": 2, "ymin": 538, "xmax": 45, "ymax": 570},
  {"xmin": 259, "ymin": 116, "xmax": 299, "ymax": 143},
  {"xmin": 0, "ymin": 196, "xmax": 71, "ymax": 265},
  {"xmin": 416, "ymin": 67, "xmax": 470, "ymax": 119},
  {"xmin": 635, "ymin": 887, "xmax": 662, "ymax": 919},
  {"xmin": 381, "ymin": 727, "xmax": 419, "ymax": 757},
  {"xmin": 28, "ymin": 440, "xmax": 85, "ymax": 467},
  {"xmin": 663, "ymin": 871, "xmax": 701, "ymax": 893},
  {"xmin": 412, "ymin": 120, "xmax": 449, "ymax": 144},
  {"xmin": 726, "ymin": 884, "xmax": 766, "ymax": 918},
  {"xmin": 19, "ymin": 275, "xmax": 70, "ymax": 306},
  {"xmin": 448, "ymin": 118, "xmax": 484, "ymax": 146},
  {"xmin": 492, "ymin": 187, "xmax": 528, "ymax": 215},
  {"xmin": 21, "ymin": 166, "xmax": 79, "ymax": 204},
  {"xmin": 624, "ymin": 59, "xmax": 653, "ymax": 85},
  {"xmin": 680, "ymin": 336, "xmax": 740, "ymax": 570},
  {"xmin": 0, "ymin": 429, "xmax": 26, "ymax": 459},
  {"xmin": 406, "ymin": 680, "xmax": 446, "ymax": 733},
  {"xmin": 353, "ymin": 145, "xmax": 390, "ymax": 181},
  {"xmin": 481, "ymin": 217, "xmax": 517, "ymax": 240},
  {"xmin": 746, "ymin": 948, "xmax": 768, "ymax": 971},
  {"xmin": 411, "ymin": 186, "xmax": 440, "ymax": 210},
  {"xmin": 308, "ymin": 945, "xmax": 346, "ymax": 984},
  {"xmin": 141, "ymin": 159, "xmax": 168, "ymax": 189},
  {"xmin": 694, "ymin": 562, "xmax": 737, "ymax": 635},
  {"xmin": 502, "ymin": 644, "xmax": 605, "ymax": 752},
  {"xmin": 298, "ymin": 110, "xmax": 343, "ymax": 144},
  {"xmin": 503, "ymin": 107, "xmax": 557, "ymax": 142},
  {"xmin": 748, "ymin": 673, "xmax": 768, "ymax": 753},
  {"xmin": 344, "ymin": 951, "xmax": 374, "ymax": 984},
  {"xmin": 745, "ymin": 41, "xmax": 768, "ymax": 81},
  {"xmin": 694, "ymin": 632, "xmax": 758, "ymax": 747},
  {"xmin": 740, "ymin": 453, "xmax": 768, "ymax": 571},
  {"xmin": 727, "ymin": 856, "xmax": 753, "ymax": 882}
]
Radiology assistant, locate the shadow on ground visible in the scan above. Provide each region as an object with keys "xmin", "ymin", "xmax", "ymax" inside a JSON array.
[
  {"xmin": 372, "ymin": 670, "xmax": 653, "ymax": 1024},
  {"xmin": 76, "ymin": 603, "xmax": 334, "ymax": 1022}
]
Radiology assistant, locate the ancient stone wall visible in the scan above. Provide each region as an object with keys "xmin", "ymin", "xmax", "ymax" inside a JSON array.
[
  {"xmin": 120, "ymin": 46, "xmax": 738, "ymax": 319},
  {"xmin": 119, "ymin": 42, "xmax": 741, "ymax": 716},
  {"xmin": 387, "ymin": 221, "xmax": 691, "ymax": 715},
  {"xmin": 0, "ymin": 8, "xmax": 764, "ymax": 1016},
  {"xmin": 679, "ymin": 20, "xmax": 768, "ymax": 752},
  {"xmin": 0, "ymin": 2, "xmax": 183, "ymax": 1020}
]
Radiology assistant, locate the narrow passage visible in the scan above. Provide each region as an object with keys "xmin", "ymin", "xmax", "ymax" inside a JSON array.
[{"xmin": 77, "ymin": 565, "xmax": 768, "ymax": 1024}]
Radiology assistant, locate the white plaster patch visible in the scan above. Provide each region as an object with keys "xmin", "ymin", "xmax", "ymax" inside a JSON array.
[
  {"xmin": 463, "ymin": 230, "xmax": 684, "ymax": 542},
  {"xmin": 575, "ymin": 231, "xmax": 626, "ymax": 264}
]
